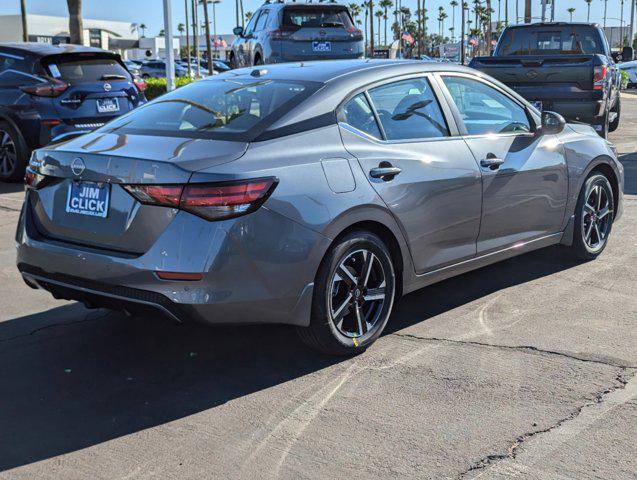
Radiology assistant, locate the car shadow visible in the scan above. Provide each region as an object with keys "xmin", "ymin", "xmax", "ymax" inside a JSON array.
[
  {"xmin": 0, "ymin": 182, "xmax": 24, "ymax": 195},
  {"xmin": 0, "ymin": 245, "xmax": 583, "ymax": 472},
  {"xmin": 619, "ymin": 153, "xmax": 637, "ymax": 195}
]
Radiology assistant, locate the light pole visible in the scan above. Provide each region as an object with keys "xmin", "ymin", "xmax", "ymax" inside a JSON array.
[{"xmin": 162, "ymin": 0, "xmax": 176, "ymax": 91}]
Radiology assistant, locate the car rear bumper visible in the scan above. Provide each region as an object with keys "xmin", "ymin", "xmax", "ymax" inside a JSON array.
[{"xmin": 16, "ymin": 197, "xmax": 328, "ymax": 327}]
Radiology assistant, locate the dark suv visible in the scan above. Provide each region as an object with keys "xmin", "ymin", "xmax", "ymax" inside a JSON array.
[
  {"xmin": 0, "ymin": 43, "xmax": 146, "ymax": 181},
  {"xmin": 230, "ymin": 1, "xmax": 364, "ymax": 68}
]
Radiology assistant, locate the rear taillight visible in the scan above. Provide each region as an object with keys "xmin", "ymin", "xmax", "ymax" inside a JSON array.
[
  {"xmin": 123, "ymin": 178, "xmax": 277, "ymax": 221},
  {"xmin": 20, "ymin": 78, "xmax": 69, "ymax": 97},
  {"xmin": 593, "ymin": 65, "xmax": 608, "ymax": 90},
  {"xmin": 134, "ymin": 78, "xmax": 147, "ymax": 93},
  {"xmin": 24, "ymin": 168, "xmax": 54, "ymax": 190},
  {"xmin": 345, "ymin": 26, "xmax": 363, "ymax": 35},
  {"xmin": 269, "ymin": 27, "xmax": 298, "ymax": 39}
]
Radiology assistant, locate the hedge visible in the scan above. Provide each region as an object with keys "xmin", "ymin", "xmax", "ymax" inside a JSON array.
[{"xmin": 143, "ymin": 77, "xmax": 194, "ymax": 100}]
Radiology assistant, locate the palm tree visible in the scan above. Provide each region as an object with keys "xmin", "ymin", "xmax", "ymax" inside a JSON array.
[
  {"xmin": 178, "ymin": 23, "xmax": 185, "ymax": 35},
  {"xmin": 158, "ymin": 29, "xmax": 165, "ymax": 36},
  {"xmin": 245, "ymin": 11, "xmax": 253, "ymax": 22},
  {"xmin": 362, "ymin": 1, "xmax": 370, "ymax": 53},
  {"xmin": 584, "ymin": 0, "xmax": 592, "ymax": 22},
  {"xmin": 349, "ymin": 3, "xmax": 361, "ymax": 25},
  {"xmin": 369, "ymin": 0, "xmax": 375, "ymax": 56},
  {"xmin": 200, "ymin": 0, "xmax": 213, "ymax": 71},
  {"xmin": 524, "ymin": 0, "xmax": 531, "ymax": 23},
  {"xmin": 139, "ymin": 23, "xmax": 147, "ymax": 38},
  {"xmin": 567, "ymin": 6, "xmax": 576, "ymax": 22},
  {"xmin": 20, "ymin": 0, "xmax": 28, "ymax": 41},
  {"xmin": 375, "ymin": 9, "xmax": 384, "ymax": 45},
  {"xmin": 66, "ymin": 0, "xmax": 84, "ymax": 44},
  {"xmin": 450, "ymin": 0, "xmax": 458, "ymax": 41},
  {"xmin": 184, "ymin": 0, "xmax": 191, "ymax": 78},
  {"xmin": 380, "ymin": 0, "xmax": 393, "ymax": 46}
]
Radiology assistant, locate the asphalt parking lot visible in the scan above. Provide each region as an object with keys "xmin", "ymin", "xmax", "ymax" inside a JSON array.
[{"xmin": 0, "ymin": 97, "xmax": 636, "ymax": 480}]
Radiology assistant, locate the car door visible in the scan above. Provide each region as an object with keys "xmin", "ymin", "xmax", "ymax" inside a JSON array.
[
  {"xmin": 251, "ymin": 9, "xmax": 270, "ymax": 64},
  {"xmin": 238, "ymin": 11, "xmax": 260, "ymax": 67},
  {"xmin": 338, "ymin": 75, "xmax": 483, "ymax": 273},
  {"xmin": 436, "ymin": 73, "xmax": 568, "ymax": 255}
]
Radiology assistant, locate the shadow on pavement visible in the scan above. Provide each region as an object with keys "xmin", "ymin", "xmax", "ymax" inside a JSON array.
[
  {"xmin": 619, "ymin": 153, "xmax": 637, "ymax": 195},
  {"xmin": 0, "ymin": 244, "xmax": 583, "ymax": 472},
  {"xmin": 0, "ymin": 183, "xmax": 24, "ymax": 195}
]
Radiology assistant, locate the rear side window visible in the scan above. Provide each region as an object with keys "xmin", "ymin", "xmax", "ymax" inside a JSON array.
[
  {"xmin": 44, "ymin": 56, "xmax": 131, "ymax": 83},
  {"xmin": 367, "ymin": 78, "xmax": 449, "ymax": 140},
  {"xmin": 341, "ymin": 94, "xmax": 382, "ymax": 139},
  {"xmin": 283, "ymin": 7, "xmax": 354, "ymax": 29},
  {"xmin": 442, "ymin": 76, "xmax": 531, "ymax": 135},
  {"xmin": 102, "ymin": 78, "xmax": 320, "ymax": 141},
  {"xmin": 496, "ymin": 25, "xmax": 604, "ymax": 55}
]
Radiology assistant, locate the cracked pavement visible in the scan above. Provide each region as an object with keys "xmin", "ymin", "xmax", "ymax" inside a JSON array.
[{"xmin": 0, "ymin": 97, "xmax": 636, "ymax": 479}]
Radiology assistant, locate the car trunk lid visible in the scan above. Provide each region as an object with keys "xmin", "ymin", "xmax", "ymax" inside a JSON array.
[{"xmin": 28, "ymin": 132, "xmax": 248, "ymax": 253}]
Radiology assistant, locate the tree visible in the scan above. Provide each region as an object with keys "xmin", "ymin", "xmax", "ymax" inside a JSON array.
[
  {"xmin": 20, "ymin": 0, "xmax": 28, "ymax": 42},
  {"xmin": 584, "ymin": 0, "xmax": 592, "ymax": 23},
  {"xmin": 369, "ymin": 0, "xmax": 375, "ymax": 56},
  {"xmin": 200, "ymin": 0, "xmax": 213, "ymax": 70},
  {"xmin": 567, "ymin": 6, "xmax": 576, "ymax": 22},
  {"xmin": 158, "ymin": 29, "xmax": 165, "ymax": 36},
  {"xmin": 375, "ymin": 10, "xmax": 384, "ymax": 45},
  {"xmin": 66, "ymin": 0, "xmax": 84, "ymax": 45},
  {"xmin": 450, "ymin": 0, "xmax": 458, "ymax": 41},
  {"xmin": 524, "ymin": 0, "xmax": 531, "ymax": 23},
  {"xmin": 178, "ymin": 23, "xmax": 185, "ymax": 34},
  {"xmin": 139, "ymin": 23, "xmax": 147, "ymax": 38},
  {"xmin": 184, "ymin": 0, "xmax": 191, "ymax": 77},
  {"xmin": 349, "ymin": 3, "xmax": 361, "ymax": 25},
  {"xmin": 245, "ymin": 11, "xmax": 253, "ymax": 22},
  {"xmin": 380, "ymin": 0, "xmax": 393, "ymax": 46}
]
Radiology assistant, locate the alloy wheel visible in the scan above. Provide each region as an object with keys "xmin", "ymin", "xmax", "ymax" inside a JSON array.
[
  {"xmin": 582, "ymin": 183, "xmax": 612, "ymax": 252},
  {"xmin": 0, "ymin": 129, "xmax": 17, "ymax": 178},
  {"xmin": 329, "ymin": 248, "xmax": 388, "ymax": 338}
]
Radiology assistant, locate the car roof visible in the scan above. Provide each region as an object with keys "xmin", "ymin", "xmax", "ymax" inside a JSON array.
[
  {"xmin": 0, "ymin": 42, "xmax": 116, "ymax": 58},
  {"xmin": 505, "ymin": 22, "xmax": 600, "ymax": 28},
  {"xmin": 223, "ymin": 59, "xmax": 471, "ymax": 84}
]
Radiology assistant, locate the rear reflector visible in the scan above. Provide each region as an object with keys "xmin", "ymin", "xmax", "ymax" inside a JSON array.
[
  {"xmin": 156, "ymin": 271, "xmax": 203, "ymax": 281},
  {"xmin": 123, "ymin": 178, "xmax": 277, "ymax": 221}
]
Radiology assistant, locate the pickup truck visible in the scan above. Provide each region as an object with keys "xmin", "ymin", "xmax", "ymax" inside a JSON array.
[{"xmin": 470, "ymin": 22, "xmax": 626, "ymax": 138}]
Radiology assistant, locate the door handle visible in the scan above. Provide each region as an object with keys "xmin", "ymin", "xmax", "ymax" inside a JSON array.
[
  {"xmin": 370, "ymin": 165, "xmax": 402, "ymax": 180},
  {"xmin": 480, "ymin": 155, "xmax": 505, "ymax": 170}
]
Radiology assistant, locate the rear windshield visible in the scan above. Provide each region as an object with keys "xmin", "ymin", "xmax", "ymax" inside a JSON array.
[
  {"xmin": 101, "ymin": 78, "xmax": 321, "ymax": 141},
  {"xmin": 43, "ymin": 55, "xmax": 131, "ymax": 83},
  {"xmin": 496, "ymin": 25, "xmax": 604, "ymax": 55},
  {"xmin": 283, "ymin": 7, "xmax": 354, "ymax": 29}
]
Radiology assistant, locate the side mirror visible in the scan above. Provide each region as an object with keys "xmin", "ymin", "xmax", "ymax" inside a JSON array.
[
  {"xmin": 622, "ymin": 46, "xmax": 634, "ymax": 62},
  {"xmin": 233, "ymin": 26, "xmax": 244, "ymax": 37},
  {"xmin": 540, "ymin": 111, "xmax": 566, "ymax": 135}
]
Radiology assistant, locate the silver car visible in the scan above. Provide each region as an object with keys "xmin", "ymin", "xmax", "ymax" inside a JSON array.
[
  {"xmin": 17, "ymin": 60, "xmax": 624, "ymax": 355},
  {"xmin": 230, "ymin": 2, "xmax": 364, "ymax": 68},
  {"xmin": 140, "ymin": 60, "xmax": 190, "ymax": 79}
]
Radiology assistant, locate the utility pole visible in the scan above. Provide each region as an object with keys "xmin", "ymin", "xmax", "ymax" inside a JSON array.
[
  {"xmin": 369, "ymin": 0, "xmax": 374, "ymax": 57},
  {"xmin": 524, "ymin": 0, "xmax": 531, "ymax": 23},
  {"xmin": 417, "ymin": 0, "xmax": 422, "ymax": 56},
  {"xmin": 20, "ymin": 0, "xmax": 28, "ymax": 42},
  {"xmin": 162, "ymin": 0, "xmax": 176, "ymax": 91},
  {"xmin": 541, "ymin": 0, "xmax": 546, "ymax": 22},
  {"xmin": 193, "ymin": 0, "xmax": 201, "ymax": 77}
]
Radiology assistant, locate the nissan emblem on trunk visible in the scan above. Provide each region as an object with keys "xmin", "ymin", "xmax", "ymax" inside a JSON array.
[
  {"xmin": 103, "ymin": 83, "xmax": 112, "ymax": 92},
  {"xmin": 71, "ymin": 157, "xmax": 86, "ymax": 176}
]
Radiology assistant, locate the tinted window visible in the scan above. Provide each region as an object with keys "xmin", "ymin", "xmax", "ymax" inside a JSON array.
[
  {"xmin": 367, "ymin": 78, "xmax": 448, "ymax": 140},
  {"xmin": 244, "ymin": 11, "xmax": 260, "ymax": 35},
  {"xmin": 102, "ymin": 78, "xmax": 320, "ymax": 141},
  {"xmin": 496, "ymin": 25, "xmax": 604, "ymax": 55},
  {"xmin": 44, "ymin": 56, "xmax": 131, "ymax": 83},
  {"xmin": 442, "ymin": 76, "xmax": 531, "ymax": 135},
  {"xmin": 341, "ymin": 94, "xmax": 382, "ymax": 139},
  {"xmin": 255, "ymin": 11, "xmax": 269, "ymax": 31},
  {"xmin": 283, "ymin": 7, "xmax": 354, "ymax": 29}
]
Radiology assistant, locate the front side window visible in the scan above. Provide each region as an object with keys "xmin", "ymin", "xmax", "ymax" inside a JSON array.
[
  {"xmin": 244, "ymin": 11, "xmax": 260, "ymax": 36},
  {"xmin": 102, "ymin": 78, "xmax": 320, "ymax": 141},
  {"xmin": 341, "ymin": 94, "xmax": 382, "ymax": 139},
  {"xmin": 442, "ymin": 76, "xmax": 531, "ymax": 136},
  {"xmin": 367, "ymin": 78, "xmax": 449, "ymax": 140}
]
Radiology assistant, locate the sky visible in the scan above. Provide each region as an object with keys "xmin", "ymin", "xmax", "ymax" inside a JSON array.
[{"xmin": 0, "ymin": 0, "xmax": 626, "ymax": 38}]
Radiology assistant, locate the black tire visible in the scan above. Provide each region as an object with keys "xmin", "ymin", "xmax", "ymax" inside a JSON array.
[
  {"xmin": 569, "ymin": 173, "xmax": 614, "ymax": 261},
  {"xmin": 229, "ymin": 53, "xmax": 237, "ymax": 69},
  {"xmin": 253, "ymin": 54, "xmax": 263, "ymax": 66},
  {"xmin": 142, "ymin": 74, "xmax": 150, "ymax": 79},
  {"xmin": 296, "ymin": 231, "xmax": 396, "ymax": 356},
  {"xmin": 609, "ymin": 97, "xmax": 621, "ymax": 132},
  {"xmin": 0, "ymin": 120, "xmax": 29, "ymax": 183}
]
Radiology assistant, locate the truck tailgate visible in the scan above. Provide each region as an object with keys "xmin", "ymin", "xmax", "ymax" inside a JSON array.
[{"xmin": 470, "ymin": 55, "xmax": 595, "ymax": 91}]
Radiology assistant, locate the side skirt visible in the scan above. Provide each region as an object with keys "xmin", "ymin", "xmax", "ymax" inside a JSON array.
[{"xmin": 403, "ymin": 232, "xmax": 564, "ymax": 295}]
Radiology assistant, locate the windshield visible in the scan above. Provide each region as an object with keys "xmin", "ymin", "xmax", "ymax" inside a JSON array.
[
  {"xmin": 101, "ymin": 77, "xmax": 321, "ymax": 141},
  {"xmin": 283, "ymin": 7, "xmax": 354, "ymax": 29},
  {"xmin": 43, "ymin": 55, "xmax": 131, "ymax": 83},
  {"xmin": 496, "ymin": 25, "xmax": 604, "ymax": 55}
]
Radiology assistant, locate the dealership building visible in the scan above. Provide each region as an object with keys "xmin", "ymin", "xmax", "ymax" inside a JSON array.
[{"xmin": 0, "ymin": 14, "xmax": 179, "ymax": 60}]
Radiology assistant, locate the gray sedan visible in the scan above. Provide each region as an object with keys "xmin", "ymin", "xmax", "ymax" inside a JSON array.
[{"xmin": 17, "ymin": 60, "xmax": 624, "ymax": 355}]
